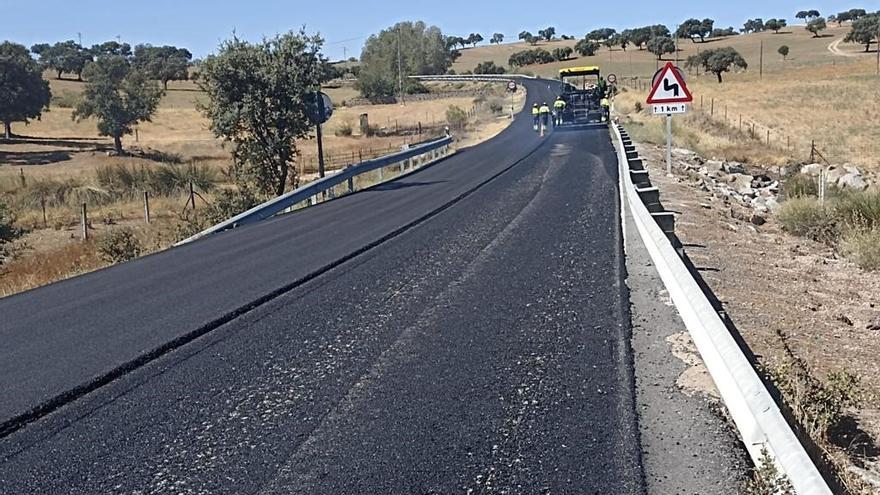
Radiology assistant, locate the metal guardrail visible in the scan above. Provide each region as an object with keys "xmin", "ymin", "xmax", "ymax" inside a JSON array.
[
  {"xmin": 611, "ymin": 123, "xmax": 832, "ymax": 494},
  {"xmin": 409, "ymin": 74, "xmax": 536, "ymax": 82},
  {"xmin": 176, "ymin": 135, "xmax": 454, "ymax": 245}
]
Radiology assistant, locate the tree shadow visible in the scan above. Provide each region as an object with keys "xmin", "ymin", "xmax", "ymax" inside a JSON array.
[
  {"xmin": 372, "ymin": 180, "xmax": 447, "ymax": 191},
  {"xmin": 828, "ymin": 415, "xmax": 880, "ymax": 460},
  {"xmin": 813, "ymin": 34, "xmax": 835, "ymax": 38},
  {"xmin": 2, "ymin": 136, "xmax": 106, "ymax": 150},
  {"xmin": 0, "ymin": 150, "xmax": 72, "ymax": 166}
]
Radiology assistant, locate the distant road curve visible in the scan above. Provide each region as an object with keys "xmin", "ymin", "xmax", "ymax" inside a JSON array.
[{"xmin": 828, "ymin": 38, "xmax": 858, "ymax": 58}]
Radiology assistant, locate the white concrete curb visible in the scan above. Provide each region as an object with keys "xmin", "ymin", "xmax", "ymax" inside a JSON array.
[{"xmin": 611, "ymin": 124, "xmax": 831, "ymax": 494}]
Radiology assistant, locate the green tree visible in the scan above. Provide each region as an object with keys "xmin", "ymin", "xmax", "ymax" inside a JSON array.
[
  {"xmin": 587, "ymin": 28, "xmax": 617, "ymax": 42},
  {"xmin": 0, "ymin": 42, "xmax": 51, "ymax": 139},
  {"xmin": 676, "ymin": 18, "xmax": 714, "ymax": 42},
  {"xmin": 765, "ymin": 18, "xmax": 788, "ymax": 33},
  {"xmin": 574, "ymin": 38, "xmax": 599, "ymax": 57},
  {"xmin": 796, "ymin": 10, "xmax": 820, "ymax": 21},
  {"xmin": 844, "ymin": 14, "xmax": 880, "ymax": 52},
  {"xmin": 473, "ymin": 60, "xmax": 506, "ymax": 74},
  {"xmin": 685, "ymin": 46, "xmax": 747, "ymax": 82},
  {"xmin": 466, "ymin": 33, "xmax": 484, "ymax": 47},
  {"xmin": 73, "ymin": 56, "xmax": 162, "ymax": 154},
  {"xmin": 806, "ymin": 17, "xmax": 827, "ymax": 37},
  {"xmin": 778, "ymin": 45, "xmax": 790, "ymax": 60},
  {"xmin": 490, "ymin": 33, "xmax": 504, "ymax": 44},
  {"xmin": 30, "ymin": 40, "xmax": 92, "ymax": 80},
  {"xmin": 90, "ymin": 41, "xmax": 132, "ymax": 58},
  {"xmin": 552, "ymin": 46, "xmax": 573, "ymax": 61},
  {"xmin": 133, "ymin": 45, "xmax": 193, "ymax": 90},
  {"xmin": 647, "ymin": 36, "xmax": 676, "ymax": 60},
  {"xmin": 742, "ymin": 18, "xmax": 765, "ymax": 33},
  {"xmin": 198, "ymin": 31, "xmax": 323, "ymax": 197},
  {"xmin": 538, "ymin": 27, "xmax": 556, "ymax": 41},
  {"xmin": 358, "ymin": 21, "xmax": 454, "ymax": 101}
]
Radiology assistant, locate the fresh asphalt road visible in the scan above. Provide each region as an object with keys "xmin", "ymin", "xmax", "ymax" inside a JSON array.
[{"xmin": 0, "ymin": 81, "xmax": 645, "ymax": 493}]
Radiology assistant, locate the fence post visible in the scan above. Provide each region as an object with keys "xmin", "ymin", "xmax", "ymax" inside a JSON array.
[
  {"xmin": 189, "ymin": 181, "xmax": 196, "ymax": 210},
  {"xmin": 143, "ymin": 191, "xmax": 151, "ymax": 224},
  {"xmin": 810, "ymin": 140, "xmax": 816, "ymax": 163},
  {"xmin": 80, "ymin": 203, "xmax": 88, "ymax": 241},
  {"xmin": 40, "ymin": 197, "xmax": 47, "ymax": 228},
  {"xmin": 710, "ymin": 98, "xmax": 714, "ymax": 116},
  {"xmin": 766, "ymin": 129, "xmax": 770, "ymax": 145},
  {"xmin": 739, "ymin": 115, "xmax": 742, "ymax": 132}
]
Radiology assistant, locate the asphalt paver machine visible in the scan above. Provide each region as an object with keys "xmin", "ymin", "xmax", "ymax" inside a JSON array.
[{"xmin": 558, "ymin": 66, "xmax": 605, "ymax": 127}]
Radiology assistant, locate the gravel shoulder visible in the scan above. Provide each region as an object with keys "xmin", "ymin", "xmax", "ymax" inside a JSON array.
[
  {"xmin": 633, "ymin": 140, "xmax": 880, "ymax": 491},
  {"xmin": 624, "ymin": 201, "xmax": 750, "ymax": 494}
]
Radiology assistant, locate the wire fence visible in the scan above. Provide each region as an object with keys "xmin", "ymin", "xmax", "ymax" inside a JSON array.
[{"xmin": 620, "ymin": 76, "xmax": 873, "ymax": 167}]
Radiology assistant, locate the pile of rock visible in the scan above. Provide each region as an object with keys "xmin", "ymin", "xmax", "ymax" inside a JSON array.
[
  {"xmin": 670, "ymin": 149, "xmax": 781, "ymax": 217},
  {"xmin": 799, "ymin": 163, "xmax": 870, "ymax": 191}
]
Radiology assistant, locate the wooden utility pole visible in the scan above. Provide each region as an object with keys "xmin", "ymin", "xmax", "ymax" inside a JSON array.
[
  {"xmin": 759, "ymin": 40, "xmax": 764, "ymax": 80},
  {"xmin": 143, "ymin": 191, "xmax": 151, "ymax": 224}
]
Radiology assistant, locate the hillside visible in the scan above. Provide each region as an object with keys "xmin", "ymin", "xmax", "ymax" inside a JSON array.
[{"xmin": 455, "ymin": 24, "xmax": 879, "ymax": 167}]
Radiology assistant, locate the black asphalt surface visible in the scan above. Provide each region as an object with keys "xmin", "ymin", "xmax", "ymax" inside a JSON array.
[{"xmin": 0, "ymin": 80, "xmax": 645, "ymax": 493}]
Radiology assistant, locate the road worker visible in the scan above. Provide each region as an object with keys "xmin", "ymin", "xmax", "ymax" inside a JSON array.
[
  {"xmin": 531, "ymin": 103, "xmax": 540, "ymax": 131},
  {"xmin": 553, "ymin": 96, "xmax": 566, "ymax": 126},
  {"xmin": 597, "ymin": 76, "xmax": 608, "ymax": 98},
  {"xmin": 600, "ymin": 96, "xmax": 610, "ymax": 122},
  {"xmin": 538, "ymin": 102, "xmax": 551, "ymax": 135}
]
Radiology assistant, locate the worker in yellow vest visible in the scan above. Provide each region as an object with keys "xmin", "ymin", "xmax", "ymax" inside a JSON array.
[
  {"xmin": 600, "ymin": 96, "xmax": 610, "ymax": 122},
  {"xmin": 531, "ymin": 103, "xmax": 540, "ymax": 131},
  {"xmin": 553, "ymin": 96, "xmax": 566, "ymax": 126},
  {"xmin": 538, "ymin": 102, "xmax": 551, "ymax": 136}
]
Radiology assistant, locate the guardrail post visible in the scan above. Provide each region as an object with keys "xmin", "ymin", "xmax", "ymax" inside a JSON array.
[
  {"xmin": 378, "ymin": 166, "xmax": 384, "ymax": 181},
  {"xmin": 347, "ymin": 175, "xmax": 354, "ymax": 193},
  {"xmin": 80, "ymin": 203, "xmax": 88, "ymax": 241},
  {"xmin": 143, "ymin": 191, "xmax": 151, "ymax": 224}
]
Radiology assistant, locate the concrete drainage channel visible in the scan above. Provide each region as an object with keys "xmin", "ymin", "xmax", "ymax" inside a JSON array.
[{"xmin": 612, "ymin": 123, "xmax": 832, "ymax": 494}]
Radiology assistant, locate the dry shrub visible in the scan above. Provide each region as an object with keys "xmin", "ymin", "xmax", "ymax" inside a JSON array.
[
  {"xmin": 839, "ymin": 228, "xmax": 880, "ymax": 271},
  {"xmin": 0, "ymin": 241, "xmax": 104, "ymax": 296},
  {"xmin": 96, "ymin": 228, "xmax": 143, "ymax": 264},
  {"xmin": 777, "ymin": 198, "xmax": 838, "ymax": 243}
]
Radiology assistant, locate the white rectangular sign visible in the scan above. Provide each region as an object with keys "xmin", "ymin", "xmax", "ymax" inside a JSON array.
[{"xmin": 652, "ymin": 103, "xmax": 688, "ymax": 114}]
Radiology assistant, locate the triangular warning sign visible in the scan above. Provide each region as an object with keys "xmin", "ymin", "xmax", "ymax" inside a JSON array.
[{"xmin": 646, "ymin": 62, "xmax": 693, "ymax": 104}]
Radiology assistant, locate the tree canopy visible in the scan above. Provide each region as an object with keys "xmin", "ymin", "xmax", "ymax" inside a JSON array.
[
  {"xmin": 806, "ymin": 17, "xmax": 827, "ymax": 37},
  {"xmin": 574, "ymin": 38, "xmax": 599, "ymax": 57},
  {"xmin": 357, "ymin": 21, "xmax": 454, "ymax": 101},
  {"xmin": 0, "ymin": 42, "xmax": 51, "ymax": 139},
  {"xmin": 586, "ymin": 28, "xmax": 617, "ymax": 42},
  {"xmin": 490, "ymin": 33, "xmax": 504, "ymax": 44},
  {"xmin": 30, "ymin": 40, "xmax": 92, "ymax": 80},
  {"xmin": 133, "ymin": 45, "xmax": 193, "ymax": 90},
  {"xmin": 742, "ymin": 18, "xmax": 765, "ymax": 33},
  {"xmin": 473, "ymin": 60, "xmax": 506, "ymax": 74},
  {"xmin": 74, "ymin": 56, "xmax": 162, "ymax": 154},
  {"xmin": 796, "ymin": 10, "xmax": 821, "ymax": 21},
  {"xmin": 677, "ymin": 18, "xmax": 714, "ymax": 42},
  {"xmin": 685, "ymin": 46, "xmax": 747, "ymax": 83},
  {"xmin": 647, "ymin": 36, "xmax": 676, "ymax": 60},
  {"xmin": 91, "ymin": 41, "xmax": 132, "ymax": 58},
  {"xmin": 778, "ymin": 45, "xmax": 790, "ymax": 60},
  {"xmin": 764, "ymin": 18, "xmax": 788, "ymax": 33},
  {"xmin": 198, "ymin": 31, "xmax": 324, "ymax": 197},
  {"xmin": 538, "ymin": 27, "xmax": 556, "ymax": 42},
  {"xmin": 844, "ymin": 14, "xmax": 880, "ymax": 51},
  {"xmin": 834, "ymin": 8, "xmax": 868, "ymax": 25}
]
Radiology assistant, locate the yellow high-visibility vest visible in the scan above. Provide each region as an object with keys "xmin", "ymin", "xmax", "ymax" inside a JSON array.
[
  {"xmin": 532, "ymin": 106, "xmax": 540, "ymax": 115},
  {"xmin": 554, "ymin": 99, "xmax": 566, "ymax": 109},
  {"xmin": 539, "ymin": 105, "xmax": 551, "ymax": 114}
]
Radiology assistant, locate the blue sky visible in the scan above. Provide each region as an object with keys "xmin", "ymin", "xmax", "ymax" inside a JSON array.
[{"xmin": 0, "ymin": 0, "xmax": 863, "ymax": 61}]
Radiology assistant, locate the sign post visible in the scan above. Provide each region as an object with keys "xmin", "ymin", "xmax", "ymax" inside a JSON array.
[
  {"xmin": 646, "ymin": 62, "xmax": 693, "ymax": 176},
  {"xmin": 506, "ymin": 80, "xmax": 517, "ymax": 119},
  {"xmin": 306, "ymin": 91, "xmax": 334, "ymax": 179}
]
